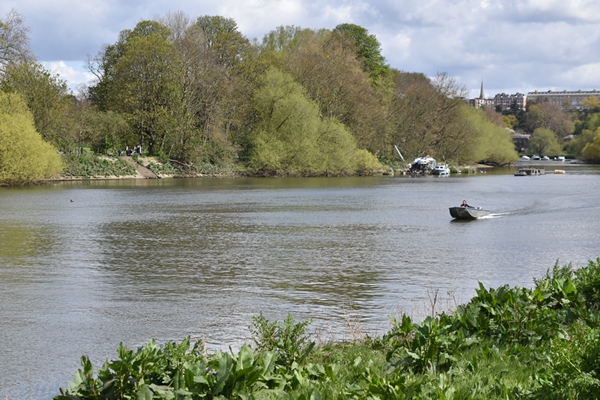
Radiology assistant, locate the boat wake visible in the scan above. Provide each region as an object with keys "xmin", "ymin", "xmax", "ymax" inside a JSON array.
[{"xmin": 481, "ymin": 212, "xmax": 508, "ymax": 219}]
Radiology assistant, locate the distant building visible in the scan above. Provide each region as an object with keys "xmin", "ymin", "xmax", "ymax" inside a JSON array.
[
  {"xmin": 467, "ymin": 81, "xmax": 524, "ymax": 111},
  {"xmin": 527, "ymin": 89, "xmax": 600, "ymax": 110},
  {"xmin": 467, "ymin": 80, "xmax": 494, "ymax": 108},
  {"xmin": 511, "ymin": 132, "xmax": 530, "ymax": 153},
  {"xmin": 493, "ymin": 93, "xmax": 526, "ymax": 111}
]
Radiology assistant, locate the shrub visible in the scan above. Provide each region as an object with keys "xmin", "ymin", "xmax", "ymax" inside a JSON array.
[{"xmin": 249, "ymin": 312, "xmax": 314, "ymax": 367}]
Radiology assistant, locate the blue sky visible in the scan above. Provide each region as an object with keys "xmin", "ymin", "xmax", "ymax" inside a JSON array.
[{"xmin": 2, "ymin": 0, "xmax": 599, "ymax": 98}]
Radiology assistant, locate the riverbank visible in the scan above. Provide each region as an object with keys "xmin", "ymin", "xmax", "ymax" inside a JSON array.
[
  {"xmin": 49, "ymin": 153, "xmax": 499, "ymax": 182},
  {"xmin": 48, "ymin": 153, "xmax": 394, "ymax": 182},
  {"xmin": 49, "ymin": 154, "xmax": 243, "ymax": 182},
  {"xmin": 56, "ymin": 259, "xmax": 600, "ymax": 399}
]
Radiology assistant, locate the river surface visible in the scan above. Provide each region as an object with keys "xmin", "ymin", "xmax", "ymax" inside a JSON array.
[{"xmin": 1, "ymin": 162, "xmax": 599, "ymax": 399}]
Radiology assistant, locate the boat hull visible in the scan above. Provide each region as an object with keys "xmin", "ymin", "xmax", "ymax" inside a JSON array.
[
  {"xmin": 449, "ymin": 207, "xmax": 491, "ymax": 219},
  {"xmin": 514, "ymin": 168, "xmax": 545, "ymax": 176}
]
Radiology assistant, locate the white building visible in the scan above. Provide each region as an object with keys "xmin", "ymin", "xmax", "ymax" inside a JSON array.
[{"xmin": 526, "ymin": 89, "xmax": 600, "ymax": 110}]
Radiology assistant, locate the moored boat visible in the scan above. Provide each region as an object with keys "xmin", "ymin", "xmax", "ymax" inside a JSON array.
[
  {"xmin": 514, "ymin": 168, "xmax": 546, "ymax": 176},
  {"xmin": 432, "ymin": 164, "xmax": 450, "ymax": 176},
  {"xmin": 449, "ymin": 206, "xmax": 491, "ymax": 219}
]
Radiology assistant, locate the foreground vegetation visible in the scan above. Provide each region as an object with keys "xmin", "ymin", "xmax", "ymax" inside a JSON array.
[{"xmin": 57, "ymin": 258, "xmax": 600, "ymax": 399}]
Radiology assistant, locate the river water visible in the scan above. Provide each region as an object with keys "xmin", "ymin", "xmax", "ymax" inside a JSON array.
[{"xmin": 1, "ymin": 162, "xmax": 599, "ymax": 399}]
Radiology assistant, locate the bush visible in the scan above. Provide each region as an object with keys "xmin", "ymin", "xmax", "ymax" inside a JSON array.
[
  {"xmin": 249, "ymin": 312, "xmax": 314, "ymax": 367},
  {"xmin": 0, "ymin": 92, "xmax": 63, "ymax": 185}
]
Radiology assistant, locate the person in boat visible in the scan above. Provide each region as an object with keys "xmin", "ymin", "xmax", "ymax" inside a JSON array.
[{"xmin": 460, "ymin": 200, "xmax": 472, "ymax": 208}]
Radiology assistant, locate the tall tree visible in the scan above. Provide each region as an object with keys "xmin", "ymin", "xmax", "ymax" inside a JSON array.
[
  {"xmin": 528, "ymin": 127, "xmax": 562, "ymax": 156},
  {"xmin": 195, "ymin": 16, "xmax": 250, "ymax": 68},
  {"xmin": 88, "ymin": 21, "xmax": 183, "ymax": 156},
  {"xmin": 526, "ymin": 102, "xmax": 574, "ymax": 139},
  {"xmin": 155, "ymin": 11, "xmax": 194, "ymax": 42},
  {"xmin": 582, "ymin": 130, "xmax": 600, "ymax": 162},
  {"xmin": 170, "ymin": 23, "xmax": 241, "ymax": 163},
  {"xmin": 0, "ymin": 9, "xmax": 35, "ymax": 72},
  {"xmin": 284, "ymin": 30, "xmax": 387, "ymax": 154},
  {"xmin": 565, "ymin": 129, "xmax": 595, "ymax": 158},
  {"xmin": 250, "ymin": 68, "xmax": 377, "ymax": 174},
  {"xmin": 465, "ymin": 106, "xmax": 518, "ymax": 166},
  {"xmin": 388, "ymin": 70, "xmax": 473, "ymax": 162},
  {"xmin": 332, "ymin": 23, "xmax": 389, "ymax": 84},
  {"xmin": 0, "ymin": 61, "xmax": 72, "ymax": 148},
  {"xmin": 261, "ymin": 25, "xmax": 318, "ymax": 53}
]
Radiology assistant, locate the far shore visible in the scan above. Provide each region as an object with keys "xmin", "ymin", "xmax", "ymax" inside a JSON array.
[{"xmin": 48, "ymin": 165, "xmax": 497, "ymax": 182}]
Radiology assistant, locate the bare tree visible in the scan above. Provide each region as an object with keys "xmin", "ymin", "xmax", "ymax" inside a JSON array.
[
  {"xmin": 155, "ymin": 11, "xmax": 193, "ymax": 42},
  {"xmin": 389, "ymin": 70, "xmax": 476, "ymax": 162},
  {"xmin": 526, "ymin": 101, "xmax": 574, "ymax": 139},
  {"xmin": 0, "ymin": 9, "xmax": 35, "ymax": 71}
]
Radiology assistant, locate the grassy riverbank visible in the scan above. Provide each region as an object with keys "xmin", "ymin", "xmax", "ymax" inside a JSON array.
[
  {"xmin": 55, "ymin": 153, "xmax": 486, "ymax": 182},
  {"xmin": 56, "ymin": 259, "xmax": 600, "ymax": 399}
]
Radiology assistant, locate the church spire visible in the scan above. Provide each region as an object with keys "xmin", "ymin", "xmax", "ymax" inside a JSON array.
[{"xmin": 480, "ymin": 80, "xmax": 485, "ymax": 99}]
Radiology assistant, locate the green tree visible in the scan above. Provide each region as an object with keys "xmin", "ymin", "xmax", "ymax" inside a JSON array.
[
  {"xmin": 89, "ymin": 20, "xmax": 183, "ymax": 156},
  {"xmin": 565, "ymin": 129, "xmax": 595, "ymax": 158},
  {"xmin": 284, "ymin": 29, "xmax": 387, "ymax": 154},
  {"xmin": 583, "ymin": 96, "xmax": 600, "ymax": 110},
  {"xmin": 465, "ymin": 106, "xmax": 518, "ymax": 166},
  {"xmin": 503, "ymin": 114, "xmax": 518, "ymax": 129},
  {"xmin": 526, "ymin": 102, "xmax": 574, "ymax": 139},
  {"xmin": 249, "ymin": 68, "xmax": 379, "ymax": 175},
  {"xmin": 332, "ymin": 23, "xmax": 390, "ymax": 84},
  {"xmin": 528, "ymin": 127, "xmax": 562, "ymax": 156},
  {"xmin": 261, "ymin": 25, "xmax": 319, "ymax": 53},
  {"xmin": 195, "ymin": 16, "xmax": 251, "ymax": 68},
  {"xmin": 74, "ymin": 107, "xmax": 131, "ymax": 154},
  {"xmin": 171, "ymin": 21, "xmax": 249, "ymax": 164},
  {"xmin": 0, "ymin": 91, "xmax": 63, "ymax": 185},
  {"xmin": 582, "ymin": 130, "xmax": 600, "ymax": 162},
  {"xmin": 0, "ymin": 61, "xmax": 72, "ymax": 149},
  {"xmin": 586, "ymin": 113, "xmax": 600, "ymax": 133}
]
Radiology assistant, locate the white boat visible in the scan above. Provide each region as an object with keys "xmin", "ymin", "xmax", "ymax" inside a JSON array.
[
  {"xmin": 408, "ymin": 157, "xmax": 436, "ymax": 174},
  {"xmin": 449, "ymin": 206, "xmax": 491, "ymax": 219},
  {"xmin": 432, "ymin": 164, "xmax": 450, "ymax": 176}
]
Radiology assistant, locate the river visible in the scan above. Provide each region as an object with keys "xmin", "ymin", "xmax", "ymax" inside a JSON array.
[{"xmin": 1, "ymin": 161, "xmax": 599, "ymax": 399}]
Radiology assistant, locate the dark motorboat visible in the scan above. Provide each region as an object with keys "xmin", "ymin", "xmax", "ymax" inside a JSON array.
[
  {"xmin": 514, "ymin": 168, "xmax": 545, "ymax": 176},
  {"xmin": 449, "ymin": 206, "xmax": 491, "ymax": 220}
]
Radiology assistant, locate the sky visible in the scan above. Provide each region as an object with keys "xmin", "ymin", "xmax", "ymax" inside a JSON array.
[{"xmin": 2, "ymin": 0, "xmax": 600, "ymax": 98}]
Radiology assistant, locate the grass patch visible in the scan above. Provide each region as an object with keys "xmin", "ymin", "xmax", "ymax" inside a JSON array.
[{"xmin": 61, "ymin": 154, "xmax": 136, "ymax": 178}]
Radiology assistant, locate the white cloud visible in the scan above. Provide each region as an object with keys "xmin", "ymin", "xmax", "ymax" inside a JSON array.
[
  {"xmin": 561, "ymin": 63, "xmax": 600, "ymax": 89},
  {"xmin": 3, "ymin": 0, "xmax": 600, "ymax": 97},
  {"xmin": 41, "ymin": 61, "xmax": 96, "ymax": 93}
]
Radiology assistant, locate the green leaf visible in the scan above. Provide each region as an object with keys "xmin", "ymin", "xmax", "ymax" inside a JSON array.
[{"xmin": 136, "ymin": 384, "xmax": 153, "ymax": 400}]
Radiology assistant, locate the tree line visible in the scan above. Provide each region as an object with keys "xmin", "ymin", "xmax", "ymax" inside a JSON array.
[{"xmin": 3, "ymin": 9, "xmax": 599, "ymax": 183}]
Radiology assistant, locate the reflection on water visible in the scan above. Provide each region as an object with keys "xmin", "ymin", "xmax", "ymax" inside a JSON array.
[{"xmin": 1, "ymin": 166, "xmax": 600, "ymax": 399}]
